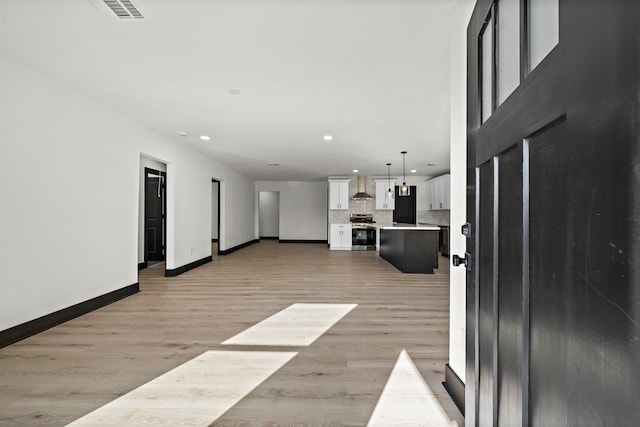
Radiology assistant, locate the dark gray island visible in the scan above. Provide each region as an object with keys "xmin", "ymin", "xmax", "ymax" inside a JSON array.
[{"xmin": 379, "ymin": 224, "xmax": 440, "ymax": 274}]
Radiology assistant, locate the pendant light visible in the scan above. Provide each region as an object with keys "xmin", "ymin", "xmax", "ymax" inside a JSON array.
[
  {"xmin": 386, "ymin": 163, "xmax": 394, "ymax": 199},
  {"xmin": 400, "ymin": 151, "xmax": 410, "ymax": 196}
]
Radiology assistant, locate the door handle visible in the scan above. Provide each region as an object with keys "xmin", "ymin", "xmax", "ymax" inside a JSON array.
[
  {"xmin": 453, "ymin": 252, "xmax": 471, "ymax": 271},
  {"xmin": 452, "ymin": 254, "xmax": 466, "ymax": 267},
  {"xmin": 461, "ymin": 222, "xmax": 471, "ymax": 238}
]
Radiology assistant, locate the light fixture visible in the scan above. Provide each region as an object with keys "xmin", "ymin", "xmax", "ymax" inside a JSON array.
[
  {"xmin": 410, "ymin": 169, "xmax": 417, "ymax": 173},
  {"xmin": 323, "ymin": 135, "xmax": 333, "ymax": 141},
  {"xmin": 386, "ymin": 163, "xmax": 394, "ymax": 199},
  {"xmin": 200, "ymin": 135, "xmax": 211, "ymax": 141},
  {"xmin": 178, "ymin": 131, "xmax": 187, "ymax": 137},
  {"xmin": 400, "ymin": 151, "xmax": 410, "ymax": 196},
  {"xmin": 353, "ymin": 169, "xmax": 359, "ymax": 173}
]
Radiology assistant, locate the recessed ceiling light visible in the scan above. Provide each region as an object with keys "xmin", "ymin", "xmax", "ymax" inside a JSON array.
[
  {"xmin": 178, "ymin": 131, "xmax": 187, "ymax": 137},
  {"xmin": 200, "ymin": 135, "xmax": 211, "ymax": 141},
  {"xmin": 411, "ymin": 169, "xmax": 417, "ymax": 173},
  {"xmin": 228, "ymin": 89, "xmax": 241, "ymax": 95},
  {"xmin": 323, "ymin": 135, "xmax": 333, "ymax": 141},
  {"xmin": 353, "ymin": 169, "xmax": 359, "ymax": 173}
]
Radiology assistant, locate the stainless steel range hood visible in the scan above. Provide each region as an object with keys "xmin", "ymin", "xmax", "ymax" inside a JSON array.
[{"xmin": 351, "ymin": 176, "xmax": 374, "ymax": 200}]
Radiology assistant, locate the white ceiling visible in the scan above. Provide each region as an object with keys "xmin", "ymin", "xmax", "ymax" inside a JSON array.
[{"xmin": 0, "ymin": 0, "xmax": 456, "ymax": 181}]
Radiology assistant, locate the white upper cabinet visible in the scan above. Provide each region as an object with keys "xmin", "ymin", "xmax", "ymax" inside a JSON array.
[
  {"xmin": 328, "ymin": 179, "xmax": 350, "ymax": 210},
  {"xmin": 375, "ymin": 179, "xmax": 395, "ymax": 210},
  {"xmin": 426, "ymin": 174, "xmax": 450, "ymax": 210}
]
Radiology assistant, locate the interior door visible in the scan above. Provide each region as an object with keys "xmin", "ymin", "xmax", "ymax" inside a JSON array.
[
  {"xmin": 463, "ymin": 1, "xmax": 640, "ymax": 426},
  {"xmin": 145, "ymin": 168, "xmax": 165, "ymax": 262},
  {"xmin": 393, "ymin": 185, "xmax": 416, "ymax": 224}
]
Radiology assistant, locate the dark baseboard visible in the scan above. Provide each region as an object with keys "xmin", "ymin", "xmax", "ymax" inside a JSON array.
[
  {"xmin": 165, "ymin": 256, "xmax": 212, "ymax": 277},
  {"xmin": 279, "ymin": 239, "xmax": 328, "ymax": 244},
  {"xmin": 0, "ymin": 283, "xmax": 139, "ymax": 349},
  {"xmin": 259, "ymin": 236, "xmax": 279, "ymax": 240},
  {"xmin": 443, "ymin": 363, "xmax": 465, "ymax": 415},
  {"xmin": 218, "ymin": 239, "xmax": 259, "ymax": 255},
  {"xmin": 211, "ymin": 238, "xmax": 219, "ymax": 243},
  {"xmin": 138, "ymin": 261, "xmax": 148, "ymax": 270}
]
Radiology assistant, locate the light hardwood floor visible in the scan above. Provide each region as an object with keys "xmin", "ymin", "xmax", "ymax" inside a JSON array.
[{"xmin": 0, "ymin": 240, "xmax": 463, "ymax": 426}]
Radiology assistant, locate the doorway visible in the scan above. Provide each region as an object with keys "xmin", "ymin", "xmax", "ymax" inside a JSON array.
[
  {"xmin": 144, "ymin": 168, "xmax": 166, "ymax": 265},
  {"xmin": 259, "ymin": 191, "xmax": 280, "ymax": 239},
  {"xmin": 212, "ymin": 179, "xmax": 220, "ymax": 255},
  {"xmin": 393, "ymin": 185, "xmax": 416, "ymax": 224}
]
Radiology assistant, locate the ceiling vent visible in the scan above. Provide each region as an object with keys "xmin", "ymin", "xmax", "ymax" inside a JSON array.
[{"xmin": 103, "ymin": 0, "xmax": 144, "ymax": 19}]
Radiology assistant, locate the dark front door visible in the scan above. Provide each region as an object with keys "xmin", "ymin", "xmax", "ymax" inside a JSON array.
[
  {"xmin": 145, "ymin": 168, "xmax": 165, "ymax": 262},
  {"xmin": 393, "ymin": 185, "xmax": 416, "ymax": 224},
  {"xmin": 464, "ymin": 1, "xmax": 640, "ymax": 426}
]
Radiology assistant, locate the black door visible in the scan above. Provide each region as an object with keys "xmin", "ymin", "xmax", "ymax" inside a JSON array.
[
  {"xmin": 393, "ymin": 185, "xmax": 416, "ymax": 224},
  {"xmin": 463, "ymin": 1, "xmax": 640, "ymax": 426},
  {"xmin": 145, "ymin": 168, "xmax": 165, "ymax": 262}
]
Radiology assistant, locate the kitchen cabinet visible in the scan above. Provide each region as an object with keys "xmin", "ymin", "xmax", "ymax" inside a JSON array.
[
  {"xmin": 426, "ymin": 174, "xmax": 450, "ymax": 210},
  {"xmin": 330, "ymin": 223, "xmax": 352, "ymax": 250},
  {"xmin": 379, "ymin": 226, "xmax": 440, "ymax": 273},
  {"xmin": 328, "ymin": 179, "xmax": 350, "ymax": 210},
  {"xmin": 374, "ymin": 179, "xmax": 396, "ymax": 210},
  {"xmin": 439, "ymin": 226, "xmax": 450, "ymax": 256}
]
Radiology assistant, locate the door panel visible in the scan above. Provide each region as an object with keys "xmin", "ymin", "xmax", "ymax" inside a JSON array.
[
  {"xmin": 145, "ymin": 168, "xmax": 165, "ymax": 262},
  {"xmin": 529, "ymin": 119, "xmax": 568, "ymax": 427},
  {"xmin": 477, "ymin": 160, "xmax": 496, "ymax": 427},
  {"xmin": 393, "ymin": 185, "xmax": 417, "ymax": 224},
  {"xmin": 477, "ymin": 142, "xmax": 525, "ymax": 427},
  {"xmin": 496, "ymin": 144, "xmax": 523, "ymax": 427}
]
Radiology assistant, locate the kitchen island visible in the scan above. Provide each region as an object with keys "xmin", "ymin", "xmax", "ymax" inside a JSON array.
[{"xmin": 379, "ymin": 224, "xmax": 440, "ymax": 274}]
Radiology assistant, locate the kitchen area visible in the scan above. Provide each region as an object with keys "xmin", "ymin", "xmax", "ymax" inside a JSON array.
[{"xmin": 328, "ymin": 175, "xmax": 450, "ymax": 274}]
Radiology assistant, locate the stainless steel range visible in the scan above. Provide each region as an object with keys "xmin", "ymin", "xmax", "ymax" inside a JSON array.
[{"xmin": 350, "ymin": 213, "xmax": 377, "ymax": 250}]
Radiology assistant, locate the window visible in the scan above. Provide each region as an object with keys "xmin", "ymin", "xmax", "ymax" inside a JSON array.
[
  {"xmin": 497, "ymin": 0, "xmax": 520, "ymax": 105},
  {"xmin": 529, "ymin": 0, "xmax": 559, "ymax": 71},
  {"xmin": 480, "ymin": 0, "xmax": 559, "ymax": 125},
  {"xmin": 480, "ymin": 12, "xmax": 494, "ymax": 124}
]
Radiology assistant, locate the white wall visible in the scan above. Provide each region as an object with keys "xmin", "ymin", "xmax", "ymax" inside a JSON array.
[
  {"xmin": 259, "ymin": 191, "xmax": 280, "ymax": 238},
  {"xmin": 255, "ymin": 181, "xmax": 328, "ymax": 241},
  {"xmin": 448, "ymin": 0, "xmax": 476, "ymax": 383},
  {"xmin": 0, "ymin": 55, "xmax": 256, "ymax": 332},
  {"xmin": 138, "ymin": 156, "xmax": 167, "ymax": 264},
  {"xmin": 219, "ymin": 174, "xmax": 257, "ymax": 250}
]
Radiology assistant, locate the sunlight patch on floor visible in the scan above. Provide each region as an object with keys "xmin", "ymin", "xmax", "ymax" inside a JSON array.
[
  {"xmin": 66, "ymin": 350, "xmax": 297, "ymax": 427},
  {"xmin": 221, "ymin": 303, "xmax": 358, "ymax": 347},
  {"xmin": 367, "ymin": 349, "xmax": 457, "ymax": 427}
]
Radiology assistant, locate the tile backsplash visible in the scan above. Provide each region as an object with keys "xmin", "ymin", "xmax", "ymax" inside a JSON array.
[
  {"xmin": 418, "ymin": 209, "xmax": 450, "ymax": 226},
  {"xmin": 328, "ymin": 203, "xmax": 393, "ymax": 225},
  {"xmin": 328, "ymin": 210, "xmax": 350, "ymax": 224},
  {"xmin": 328, "ymin": 176, "xmax": 394, "ymax": 224},
  {"xmin": 328, "ymin": 176, "xmax": 449, "ymax": 226}
]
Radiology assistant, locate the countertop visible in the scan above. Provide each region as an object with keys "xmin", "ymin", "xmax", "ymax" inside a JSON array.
[{"xmin": 378, "ymin": 223, "xmax": 440, "ymax": 231}]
